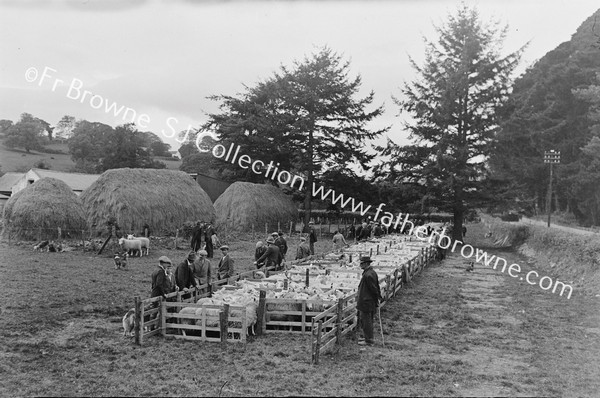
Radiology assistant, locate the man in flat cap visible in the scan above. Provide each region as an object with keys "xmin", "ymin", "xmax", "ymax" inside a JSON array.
[
  {"xmin": 217, "ymin": 245, "xmax": 234, "ymax": 280},
  {"xmin": 175, "ymin": 251, "xmax": 198, "ymax": 291},
  {"xmin": 357, "ymin": 256, "xmax": 382, "ymax": 347},
  {"xmin": 192, "ymin": 249, "xmax": 212, "ymax": 292},
  {"xmin": 254, "ymin": 237, "xmax": 281, "ymax": 271},
  {"xmin": 151, "ymin": 256, "xmax": 175, "ymax": 299},
  {"xmin": 295, "ymin": 236, "xmax": 311, "ymax": 260}
]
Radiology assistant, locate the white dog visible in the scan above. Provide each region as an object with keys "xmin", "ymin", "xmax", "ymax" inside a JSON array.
[{"xmin": 122, "ymin": 309, "xmax": 135, "ymax": 337}]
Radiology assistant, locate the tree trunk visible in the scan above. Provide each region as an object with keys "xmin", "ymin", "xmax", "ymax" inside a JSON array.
[{"xmin": 303, "ymin": 127, "xmax": 314, "ymax": 233}]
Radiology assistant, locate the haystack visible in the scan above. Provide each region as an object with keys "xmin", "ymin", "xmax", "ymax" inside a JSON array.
[
  {"xmin": 80, "ymin": 168, "xmax": 214, "ymax": 234},
  {"xmin": 2, "ymin": 177, "xmax": 88, "ymax": 240},
  {"xmin": 214, "ymin": 182, "xmax": 298, "ymax": 233}
]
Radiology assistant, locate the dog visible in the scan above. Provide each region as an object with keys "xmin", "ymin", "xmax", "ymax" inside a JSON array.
[
  {"xmin": 122, "ymin": 308, "xmax": 135, "ymax": 336},
  {"xmin": 114, "ymin": 251, "xmax": 128, "ymax": 269},
  {"xmin": 33, "ymin": 240, "xmax": 49, "ymax": 251}
]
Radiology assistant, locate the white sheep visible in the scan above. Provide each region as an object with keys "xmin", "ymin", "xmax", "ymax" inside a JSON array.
[
  {"xmin": 127, "ymin": 234, "xmax": 150, "ymax": 256},
  {"xmin": 118, "ymin": 237, "xmax": 142, "ymax": 257}
]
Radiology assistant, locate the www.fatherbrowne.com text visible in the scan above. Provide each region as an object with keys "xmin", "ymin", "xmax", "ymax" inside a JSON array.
[{"xmin": 206, "ymin": 140, "xmax": 574, "ymax": 300}]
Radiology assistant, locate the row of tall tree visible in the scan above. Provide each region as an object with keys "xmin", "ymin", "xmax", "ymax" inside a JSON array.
[{"xmin": 180, "ymin": 5, "xmax": 526, "ymax": 238}]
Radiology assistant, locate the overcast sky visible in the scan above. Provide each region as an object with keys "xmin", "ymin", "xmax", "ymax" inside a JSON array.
[{"xmin": 1, "ymin": 0, "xmax": 599, "ymax": 153}]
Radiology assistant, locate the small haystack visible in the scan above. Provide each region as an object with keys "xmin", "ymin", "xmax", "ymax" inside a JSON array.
[
  {"xmin": 214, "ymin": 182, "xmax": 298, "ymax": 233},
  {"xmin": 2, "ymin": 177, "xmax": 88, "ymax": 240},
  {"xmin": 80, "ymin": 168, "xmax": 214, "ymax": 234}
]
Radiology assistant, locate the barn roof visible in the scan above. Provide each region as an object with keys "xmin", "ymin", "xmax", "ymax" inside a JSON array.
[
  {"xmin": 0, "ymin": 172, "xmax": 24, "ymax": 195},
  {"xmin": 30, "ymin": 169, "xmax": 100, "ymax": 192}
]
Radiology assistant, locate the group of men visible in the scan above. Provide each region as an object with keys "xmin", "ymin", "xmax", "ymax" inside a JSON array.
[
  {"xmin": 150, "ymin": 245, "xmax": 234, "ymax": 299},
  {"xmin": 189, "ymin": 221, "xmax": 218, "ymax": 258}
]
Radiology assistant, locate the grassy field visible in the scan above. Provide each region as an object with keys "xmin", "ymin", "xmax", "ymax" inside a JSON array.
[
  {"xmin": 0, "ymin": 141, "xmax": 182, "ymax": 173},
  {"xmin": 1, "ymin": 222, "xmax": 599, "ymax": 396}
]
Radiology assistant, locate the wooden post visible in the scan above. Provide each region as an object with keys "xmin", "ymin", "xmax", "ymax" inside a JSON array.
[
  {"xmin": 174, "ymin": 229, "xmax": 179, "ymax": 249},
  {"xmin": 384, "ymin": 245, "xmax": 387, "ymax": 253},
  {"xmin": 369, "ymin": 248, "xmax": 373, "ymax": 258},
  {"xmin": 335, "ymin": 298, "xmax": 344, "ymax": 344},
  {"xmin": 278, "ymin": 221, "xmax": 280, "ymax": 233},
  {"xmin": 349, "ymin": 253, "xmax": 352, "ymax": 263},
  {"xmin": 376, "ymin": 245, "xmax": 379, "ymax": 255},
  {"xmin": 134, "ymin": 296, "xmax": 142, "ymax": 345},
  {"xmin": 256, "ymin": 290, "xmax": 266, "ymax": 336},
  {"xmin": 160, "ymin": 297, "xmax": 166, "ymax": 337},
  {"xmin": 305, "ymin": 268, "xmax": 310, "ymax": 287},
  {"xmin": 314, "ymin": 320, "xmax": 323, "ymax": 365},
  {"xmin": 385, "ymin": 274, "xmax": 392, "ymax": 302},
  {"xmin": 392, "ymin": 269, "xmax": 399, "ymax": 297},
  {"xmin": 220, "ymin": 304, "xmax": 230, "ymax": 344},
  {"xmin": 289, "ymin": 221, "xmax": 293, "ymax": 237}
]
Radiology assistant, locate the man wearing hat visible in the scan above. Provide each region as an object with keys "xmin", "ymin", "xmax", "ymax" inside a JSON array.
[
  {"xmin": 308, "ymin": 221, "xmax": 317, "ymax": 255},
  {"xmin": 175, "ymin": 251, "xmax": 198, "ymax": 291},
  {"xmin": 295, "ymin": 236, "xmax": 311, "ymax": 260},
  {"xmin": 151, "ymin": 256, "xmax": 175, "ymax": 299},
  {"xmin": 357, "ymin": 256, "xmax": 382, "ymax": 346},
  {"xmin": 254, "ymin": 237, "xmax": 281, "ymax": 270},
  {"xmin": 217, "ymin": 245, "xmax": 234, "ymax": 280},
  {"xmin": 192, "ymin": 250, "xmax": 212, "ymax": 290}
]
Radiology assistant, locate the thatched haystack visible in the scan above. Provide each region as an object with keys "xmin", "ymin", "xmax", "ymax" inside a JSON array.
[
  {"xmin": 80, "ymin": 168, "xmax": 214, "ymax": 234},
  {"xmin": 214, "ymin": 182, "xmax": 298, "ymax": 233},
  {"xmin": 2, "ymin": 177, "xmax": 88, "ymax": 240}
]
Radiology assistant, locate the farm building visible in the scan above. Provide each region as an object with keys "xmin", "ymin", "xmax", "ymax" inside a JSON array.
[
  {"xmin": 80, "ymin": 168, "xmax": 215, "ymax": 235},
  {"xmin": 0, "ymin": 172, "xmax": 23, "ymax": 213},
  {"xmin": 11, "ymin": 168, "xmax": 100, "ymax": 196},
  {"xmin": 2, "ymin": 177, "xmax": 88, "ymax": 240},
  {"xmin": 214, "ymin": 181, "xmax": 298, "ymax": 233}
]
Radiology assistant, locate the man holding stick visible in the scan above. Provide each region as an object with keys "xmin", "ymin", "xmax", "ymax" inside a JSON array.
[{"xmin": 357, "ymin": 256, "xmax": 383, "ymax": 347}]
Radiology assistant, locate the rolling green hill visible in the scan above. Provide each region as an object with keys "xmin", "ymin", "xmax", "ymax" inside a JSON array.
[{"xmin": 0, "ymin": 140, "xmax": 182, "ymax": 174}]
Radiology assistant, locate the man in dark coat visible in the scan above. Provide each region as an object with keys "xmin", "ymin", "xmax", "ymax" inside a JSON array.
[
  {"xmin": 308, "ymin": 221, "xmax": 317, "ymax": 255},
  {"xmin": 275, "ymin": 232, "xmax": 288, "ymax": 261},
  {"xmin": 205, "ymin": 223, "xmax": 215, "ymax": 258},
  {"xmin": 175, "ymin": 251, "xmax": 198, "ymax": 291},
  {"xmin": 373, "ymin": 222, "xmax": 384, "ymax": 238},
  {"xmin": 151, "ymin": 256, "xmax": 175, "ymax": 298},
  {"xmin": 217, "ymin": 246, "xmax": 235, "ymax": 280},
  {"xmin": 190, "ymin": 221, "xmax": 203, "ymax": 251},
  {"xmin": 359, "ymin": 222, "xmax": 371, "ymax": 241},
  {"xmin": 357, "ymin": 256, "xmax": 382, "ymax": 346},
  {"xmin": 254, "ymin": 237, "xmax": 281, "ymax": 270}
]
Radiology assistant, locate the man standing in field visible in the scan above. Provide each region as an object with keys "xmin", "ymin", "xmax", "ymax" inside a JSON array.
[
  {"xmin": 205, "ymin": 223, "xmax": 215, "ymax": 258},
  {"xmin": 276, "ymin": 232, "xmax": 288, "ymax": 264},
  {"xmin": 357, "ymin": 256, "xmax": 382, "ymax": 347},
  {"xmin": 308, "ymin": 221, "xmax": 317, "ymax": 255},
  {"xmin": 192, "ymin": 250, "xmax": 211, "ymax": 291},
  {"xmin": 175, "ymin": 251, "xmax": 198, "ymax": 291},
  {"xmin": 332, "ymin": 230, "xmax": 348, "ymax": 252},
  {"xmin": 151, "ymin": 256, "xmax": 175, "ymax": 299},
  {"xmin": 190, "ymin": 221, "xmax": 203, "ymax": 252},
  {"xmin": 217, "ymin": 245, "xmax": 235, "ymax": 280}
]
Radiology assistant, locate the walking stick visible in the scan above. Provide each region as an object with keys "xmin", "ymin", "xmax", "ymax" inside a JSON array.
[{"xmin": 377, "ymin": 306, "xmax": 385, "ymax": 347}]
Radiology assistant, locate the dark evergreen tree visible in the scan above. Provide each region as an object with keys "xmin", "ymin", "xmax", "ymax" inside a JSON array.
[{"xmin": 379, "ymin": 5, "xmax": 523, "ymax": 240}]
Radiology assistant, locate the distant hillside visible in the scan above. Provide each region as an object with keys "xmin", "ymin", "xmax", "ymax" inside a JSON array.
[
  {"xmin": 0, "ymin": 139, "xmax": 182, "ymax": 174},
  {"xmin": 490, "ymin": 7, "xmax": 600, "ymax": 225}
]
